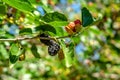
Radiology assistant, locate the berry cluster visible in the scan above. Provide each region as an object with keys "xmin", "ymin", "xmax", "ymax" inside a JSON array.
[
  {"xmin": 39, "ymin": 33, "xmax": 60, "ymax": 56},
  {"xmin": 48, "ymin": 42, "xmax": 60, "ymax": 56},
  {"xmin": 65, "ymin": 19, "xmax": 82, "ymax": 35}
]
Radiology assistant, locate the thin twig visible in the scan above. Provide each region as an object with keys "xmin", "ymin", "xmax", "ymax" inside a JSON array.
[
  {"xmin": 0, "ymin": 35, "xmax": 70, "ymax": 42},
  {"xmin": 56, "ymin": 35, "xmax": 72, "ymax": 39},
  {"xmin": 0, "ymin": 26, "xmax": 90, "ymax": 42},
  {"xmin": 0, "ymin": 36, "xmax": 52, "ymax": 42}
]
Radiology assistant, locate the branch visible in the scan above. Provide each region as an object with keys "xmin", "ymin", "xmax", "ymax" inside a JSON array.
[
  {"xmin": 0, "ymin": 36, "xmax": 51, "ymax": 42},
  {"xmin": 0, "ymin": 35, "xmax": 71, "ymax": 42},
  {"xmin": 0, "ymin": 27, "xmax": 90, "ymax": 42}
]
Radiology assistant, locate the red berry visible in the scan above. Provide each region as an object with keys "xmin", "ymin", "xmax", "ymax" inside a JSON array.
[{"xmin": 74, "ymin": 19, "xmax": 81, "ymax": 25}]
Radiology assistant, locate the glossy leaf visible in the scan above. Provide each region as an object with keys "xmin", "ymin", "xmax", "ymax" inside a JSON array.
[
  {"xmin": 9, "ymin": 53, "xmax": 19, "ymax": 63},
  {"xmin": 2, "ymin": 0, "xmax": 34, "ymax": 13},
  {"xmin": 82, "ymin": 7, "xmax": 94, "ymax": 27},
  {"xmin": 41, "ymin": 12, "xmax": 67, "ymax": 22},
  {"xmin": 31, "ymin": 44, "xmax": 40, "ymax": 58},
  {"xmin": 19, "ymin": 28, "xmax": 32, "ymax": 35}
]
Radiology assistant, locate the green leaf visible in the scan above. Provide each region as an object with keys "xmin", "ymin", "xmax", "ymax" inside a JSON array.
[
  {"xmin": 60, "ymin": 41, "xmax": 74, "ymax": 67},
  {"xmin": 82, "ymin": 7, "xmax": 94, "ymax": 27},
  {"xmin": 41, "ymin": 12, "xmax": 68, "ymax": 22},
  {"xmin": 48, "ymin": 21, "xmax": 68, "ymax": 27},
  {"xmin": 35, "ymin": 24, "xmax": 56, "ymax": 34},
  {"xmin": 9, "ymin": 53, "xmax": 19, "ymax": 63},
  {"xmin": 9, "ymin": 43, "xmax": 24, "ymax": 63},
  {"xmin": 56, "ymin": 27, "xmax": 65, "ymax": 36},
  {"xmin": 39, "ymin": 5, "xmax": 52, "ymax": 13},
  {"xmin": 69, "ymin": 43, "xmax": 75, "ymax": 57},
  {"xmin": 0, "ymin": 44, "xmax": 9, "ymax": 59},
  {"xmin": 31, "ymin": 44, "xmax": 40, "ymax": 58},
  {"xmin": 0, "ymin": 32, "xmax": 14, "ymax": 39},
  {"xmin": 48, "ymin": 21, "xmax": 68, "ymax": 36},
  {"xmin": 2, "ymin": 0, "xmax": 34, "ymax": 13},
  {"xmin": 19, "ymin": 28, "xmax": 32, "ymax": 35},
  {"xmin": 0, "ymin": 4, "xmax": 7, "ymax": 16},
  {"xmin": 0, "ymin": 29, "xmax": 6, "ymax": 36},
  {"xmin": 10, "ymin": 43, "xmax": 19, "ymax": 55},
  {"xmin": 28, "ymin": 0, "xmax": 37, "ymax": 4},
  {"xmin": 72, "ymin": 37, "xmax": 80, "ymax": 44}
]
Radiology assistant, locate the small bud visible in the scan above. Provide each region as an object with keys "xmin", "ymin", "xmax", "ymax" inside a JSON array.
[{"xmin": 19, "ymin": 53, "xmax": 25, "ymax": 61}]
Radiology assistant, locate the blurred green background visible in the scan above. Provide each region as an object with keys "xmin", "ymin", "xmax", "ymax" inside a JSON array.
[{"xmin": 0, "ymin": 0, "xmax": 120, "ymax": 80}]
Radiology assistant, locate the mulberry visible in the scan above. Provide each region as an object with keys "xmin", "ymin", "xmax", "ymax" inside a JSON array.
[
  {"xmin": 48, "ymin": 42, "xmax": 60, "ymax": 56},
  {"xmin": 39, "ymin": 33, "xmax": 53, "ymax": 46}
]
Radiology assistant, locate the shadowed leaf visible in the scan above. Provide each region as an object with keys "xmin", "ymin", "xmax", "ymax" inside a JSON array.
[
  {"xmin": 9, "ymin": 53, "xmax": 19, "ymax": 64},
  {"xmin": 31, "ymin": 44, "xmax": 40, "ymax": 58},
  {"xmin": 19, "ymin": 28, "xmax": 32, "ymax": 35},
  {"xmin": 35, "ymin": 24, "xmax": 56, "ymax": 34},
  {"xmin": 82, "ymin": 7, "xmax": 94, "ymax": 27}
]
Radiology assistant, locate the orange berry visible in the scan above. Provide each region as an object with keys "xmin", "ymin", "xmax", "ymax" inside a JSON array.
[{"xmin": 65, "ymin": 26, "xmax": 74, "ymax": 35}]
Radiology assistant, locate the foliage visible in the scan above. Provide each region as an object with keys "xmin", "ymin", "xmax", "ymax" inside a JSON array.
[{"xmin": 0, "ymin": 0, "xmax": 120, "ymax": 80}]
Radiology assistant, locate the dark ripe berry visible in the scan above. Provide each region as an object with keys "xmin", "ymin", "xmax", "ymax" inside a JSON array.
[
  {"xmin": 48, "ymin": 42, "xmax": 60, "ymax": 56},
  {"xmin": 40, "ymin": 33, "xmax": 60, "ymax": 56},
  {"xmin": 39, "ymin": 33, "xmax": 53, "ymax": 45}
]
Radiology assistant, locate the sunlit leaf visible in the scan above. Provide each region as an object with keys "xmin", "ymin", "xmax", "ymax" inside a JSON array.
[
  {"xmin": 48, "ymin": 21, "xmax": 68, "ymax": 27},
  {"xmin": 2, "ymin": 0, "xmax": 34, "ymax": 13},
  {"xmin": 10, "ymin": 43, "xmax": 19, "ymax": 55},
  {"xmin": 0, "ymin": 44, "xmax": 9, "ymax": 59},
  {"xmin": 0, "ymin": 29, "xmax": 6, "ymax": 36},
  {"xmin": 60, "ymin": 41, "xmax": 74, "ymax": 67}
]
